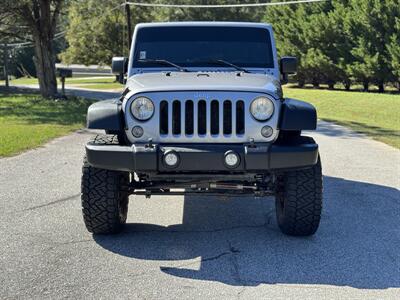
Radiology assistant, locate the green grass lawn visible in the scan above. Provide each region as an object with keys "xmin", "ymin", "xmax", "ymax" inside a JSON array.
[
  {"xmin": 283, "ymin": 87, "xmax": 400, "ymax": 148},
  {"xmin": 0, "ymin": 77, "xmax": 39, "ymax": 85},
  {"xmin": 1, "ymin": 76, "xmax": 123, "ymax": 90},
  {"xmin": 0, "ymin": 93, "xmax": 95, "ymax": 157},
  {"xmin": 74, "ymin": 83, "xmax": 124, "ymax": 90}
]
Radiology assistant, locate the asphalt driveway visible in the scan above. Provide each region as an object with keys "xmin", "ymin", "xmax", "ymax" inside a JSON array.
[{"xmin": 1, "ymin": 121, "xmax": 399, "ymax": 299}]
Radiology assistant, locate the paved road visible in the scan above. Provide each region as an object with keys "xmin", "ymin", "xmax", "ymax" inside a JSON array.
[{"xmin": 1, "ymin": 121, "xmax": 399, "ymax": 299}]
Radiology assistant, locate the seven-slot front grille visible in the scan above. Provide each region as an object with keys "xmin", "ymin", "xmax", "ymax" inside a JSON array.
[
  {"xmin": 159, "ymin": 99, "xmax": 245, "ymax": 136},
  {"xmin": 125, "ymin": 91, "xmax": 280, "ymax": 144}
]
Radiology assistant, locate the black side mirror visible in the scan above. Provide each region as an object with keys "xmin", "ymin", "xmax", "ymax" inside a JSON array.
[
  {"xmin": 111, "ymin": 57, "xmax": 128, "ymax": 84},
  {"xmin": 280, "ymin": 56, "xmax": 297, "ymax": 84}
]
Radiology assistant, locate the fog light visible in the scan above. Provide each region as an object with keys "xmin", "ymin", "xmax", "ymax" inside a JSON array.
[
  {"xmin": 261, "ymin": 125, "xmax": 273, "ymax": 138},
  {"xmin": 132, "ymin": 126, "xmax": 144, "ymax": 138},
  {"xmin": 224, "ymin": 151, "xmax": 240, "ymax": 168},
  {"xmin": 164, "ymin": 151, "xmax": 179, "ymax": 168}
]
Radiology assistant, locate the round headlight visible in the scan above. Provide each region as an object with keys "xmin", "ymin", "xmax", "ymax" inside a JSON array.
[
  {"xmin": 250, "ymin": 96, "xmax": 274, "ymax": 121},
  {"xmin": 130, "ymin": 96, "xmax": 154, "ymax": 121}
]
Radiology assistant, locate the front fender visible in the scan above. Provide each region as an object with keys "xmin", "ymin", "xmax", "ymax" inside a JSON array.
[
  {"xmin": 279, "ymin": 98, "xmax": 317, "ymax": 131},
  {"xmin": 86, "ymin": 99, "xmax": 123, "ymax": 131}
]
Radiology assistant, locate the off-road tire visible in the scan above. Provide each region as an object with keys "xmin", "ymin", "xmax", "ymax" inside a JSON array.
[
  {"xmin": 275, "ymin": 157, "xmax": 322, "ymax": 236},
  {"xmin": 81, "ymin": 134, "xmax": 129, "ymax": 234}
]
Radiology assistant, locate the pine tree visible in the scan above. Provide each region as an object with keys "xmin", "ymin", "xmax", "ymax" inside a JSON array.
[
  {"xmin": 346, "ymin": 0, "xmax": 399, "ymax": 92},
  {"xmin": 387, "ymin": 13, "xmax": 400, "ymax": 90},
  {"xmin": 263, "ymin": 3, "xmax": 309, "ymax": 86}
]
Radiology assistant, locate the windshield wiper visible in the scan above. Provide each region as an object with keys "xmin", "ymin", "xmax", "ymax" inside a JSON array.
[
  {"xmin": 138, "ymin": 59, "xmax": 189, "ymax": 72},
  {"xmin": 204, "ymin": 59, "xmax": 250, "ymax": 73}
]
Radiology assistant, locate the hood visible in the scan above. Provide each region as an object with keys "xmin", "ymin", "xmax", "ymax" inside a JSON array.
[{"xmin": 125, "ymin": 72, "xmax": 282, "ymax": 97}]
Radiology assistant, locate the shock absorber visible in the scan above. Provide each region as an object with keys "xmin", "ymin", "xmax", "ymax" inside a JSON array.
[{"xmin": 209, "ymin": 183, "xmax": 257, "ymax": 190}]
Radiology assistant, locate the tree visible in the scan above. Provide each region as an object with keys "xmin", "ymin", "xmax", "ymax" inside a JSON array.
[
  {"xmin": 263, "ymin": 0, "xmax": 400, "ymax": 91},
  {"xmin": 387, "ymin": 16, "xmax": 400, "ymax": 90},
  {"xmin": 61, "ymin": 0, "xmax": 268, "ymax": 66},
  {"xmin": 301, "ymin": 48, "xmax": 337, "ymax": 88},
  {"xmin": 264, "ymin": 1, "xmax": 334, "ymax": 87},
  {"xmin": 155, "ymin": 0, "xmax": 266, "ymax": 22},
  {"xmin": 263, "ymin": 3, "xmax": 307, "ymax": 85},
  {"xmin": 0, "ymin": 0, "xmax": 64, "ymax": 98},
  {"xmin": 303, "ymin": 1, "xmax": 361, "ymax": 89},
  {"xmin": 346, "ymin": 0, "xmax": 399, "ymax": 92},
  {"xmin": 60, "ymin": 0, "xmax": 152, "ymax": 66},
  {"xmin": 328, "ymin": 1, "xmax": 354, "ymax": 90}
]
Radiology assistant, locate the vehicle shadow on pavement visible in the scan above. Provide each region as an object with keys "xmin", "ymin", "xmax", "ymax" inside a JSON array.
[{"xmin": 94, "ymin": 176, "xmax": 400, "ymax": 289}]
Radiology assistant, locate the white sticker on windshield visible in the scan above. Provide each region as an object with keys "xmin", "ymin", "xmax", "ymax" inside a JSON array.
[{"xmin": 139, "ymin": 51, "xmax": 146, "ymax": 59}]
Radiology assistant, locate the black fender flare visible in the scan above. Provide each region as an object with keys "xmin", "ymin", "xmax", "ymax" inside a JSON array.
[
  {"xmin": 86, "ymin": 99, "xmax": 124, "ymax": 131},
  {"xmin": 278, "ymin": 98, "xmax": 317, "ymax": 131}
]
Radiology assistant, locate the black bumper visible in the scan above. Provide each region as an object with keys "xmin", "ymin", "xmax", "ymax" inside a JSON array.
[{"xmin": 86, "ymin": 139, "xmax": 318, "ymax": 173}]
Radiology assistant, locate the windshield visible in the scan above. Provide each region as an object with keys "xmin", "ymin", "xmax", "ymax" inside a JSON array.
[{"xmin": 132, "ymin": 26, "xmax": 274, "ymax": 69}]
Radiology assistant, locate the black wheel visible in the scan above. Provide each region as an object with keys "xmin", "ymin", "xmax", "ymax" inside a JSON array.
[
  {"xmin": 275, "ymin": 157, "xmax": 323, "ymax": 236},
  {"xmin": 81, "ymin": 134, "xmax": 130, "ymax": 234}
]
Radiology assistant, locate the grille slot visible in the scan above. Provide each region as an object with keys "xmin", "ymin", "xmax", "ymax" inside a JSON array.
[
  {"xmin": 185, "ymin": 100, "xmax": 194, "ymax": 135},
  {"xmin": 210, "ymin": 100, "xmax": 219, "ymax": 135},
  {"xmin": 223, "ymin": 100, "xmax": 232, "ymax": 135},
  {"xmin": 172, "ymin": 100, "xmax": 181, "ymax": 135},
  {"xmin": 159, "ymin": 100, "xmax": 168, "ymax": 134},
  {"xmin": 159, "ymin": 99, "xmax": 245, "ymax": 137},
  {"xmin": 236, "ymin": 100, "xmax": 245, "ymax": 135},
  {"xmin": 198, "ymin": 100, "xmax": 207, "ymax": 135}
]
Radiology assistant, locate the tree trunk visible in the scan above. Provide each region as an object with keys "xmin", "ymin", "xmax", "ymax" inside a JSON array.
[
  {"xmin": 22, "ymin": 0, "xmax": 62, "ymax": 98},
  {"xmin": 3, "ymin": 45, "xmax": 9, "ymax": 88},
  {"xmin": 312, "ymin": 78, "xmax": 319, "ymax": 89},
  {"xmin": 344, "ymin": 81, "xmax": 351, "ymax": 91},
  {"xmin": 33, "ymin": 33, "xmax": 57, "ymax": 98},
  {"xmin": 328, "ymin": 81, "xmax": 335, "ymax": 90},
  {"xmin": 363, "ymin": 80, "xmax": 369, "ymax": 92},
  {"xmin": 378, "ymin": 82, "xmax": 385, "ymax": 93}
]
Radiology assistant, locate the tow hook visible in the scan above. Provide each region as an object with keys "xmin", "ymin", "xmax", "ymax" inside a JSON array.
[
  {"xmin": 248, "ymin": 138, "xmax": 256, "ymax": 148},
  {"xmin": 145, "ymin": 138, "xmax": 154, "ymax": 149}
]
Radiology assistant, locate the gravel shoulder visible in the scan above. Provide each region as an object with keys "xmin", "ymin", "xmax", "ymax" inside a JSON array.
[{"xmin": 0, "ymin": 121, "xmax": 399, "ymax": 299}]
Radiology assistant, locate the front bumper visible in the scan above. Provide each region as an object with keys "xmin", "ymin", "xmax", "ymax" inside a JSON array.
[{"xmin": 86, "ymin": 139, "xmax": 318, "ymax": 173}]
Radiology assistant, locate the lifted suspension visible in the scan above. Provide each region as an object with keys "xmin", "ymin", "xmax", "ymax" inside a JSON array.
[{"xmin": 126, "ymin": 175, "xmax": 275, "ymax": 198}]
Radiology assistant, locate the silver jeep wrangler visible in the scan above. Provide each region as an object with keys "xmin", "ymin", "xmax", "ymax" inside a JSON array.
[{"xmin": 82, "ymin": 22, "xmax": 322, "ymax": 236}]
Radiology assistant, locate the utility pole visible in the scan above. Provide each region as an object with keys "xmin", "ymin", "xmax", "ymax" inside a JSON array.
[
  {"xmin": 3, "ymin": 44, "xmax": 9, "ymax": 88},
  {"xmin": 125, "ymin": 3, "xmax": 133, "ymax": 49}
]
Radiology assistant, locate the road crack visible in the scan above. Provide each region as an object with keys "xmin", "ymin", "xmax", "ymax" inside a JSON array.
[{"xmin": 21, "ymin": 193, "xmax": 80, "ymax": 212}]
